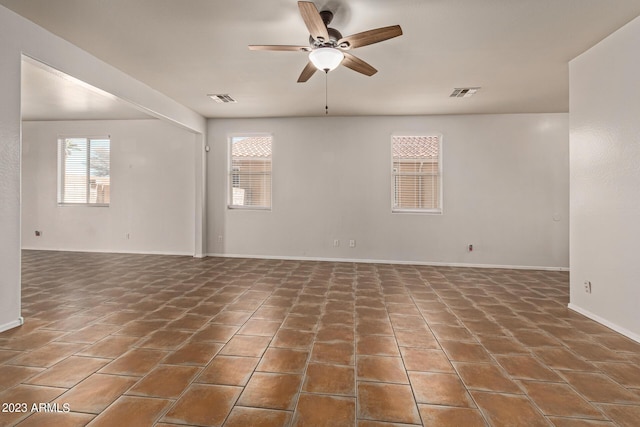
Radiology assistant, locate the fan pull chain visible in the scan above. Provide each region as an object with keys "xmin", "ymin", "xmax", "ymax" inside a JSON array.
[{"xmin": 325, "ymin": 70, "xmax": 329, "ymax": 115}]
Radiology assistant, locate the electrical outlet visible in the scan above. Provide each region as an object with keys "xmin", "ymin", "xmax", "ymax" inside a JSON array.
[
  {"xmin": 333, "ymin": 239, "xmax": 340, "ymax": 247},
  {"xmin": 349, "ymin": 240, "xmax": 356, "ymax": 248},
  {"xmin": 468, "ymin": 244, "xmax": 473, "ymax": 252},
  {"xmin": 584, "ymin": 280, "xmax": 592, "ymax": 294}
]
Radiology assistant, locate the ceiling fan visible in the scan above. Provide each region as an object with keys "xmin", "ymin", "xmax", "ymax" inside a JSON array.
[{"xmin": 249, "ymin": 1, "xmax": 403, "ymax": 82}]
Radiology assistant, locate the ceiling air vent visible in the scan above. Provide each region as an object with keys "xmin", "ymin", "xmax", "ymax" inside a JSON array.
[
  {"xmin": 450, "ymin": 87, "xmax": 480, "ymax": 98},
  {"xmin": 208, "ymin": 94, "xmax": 237, "ymax": 103}
]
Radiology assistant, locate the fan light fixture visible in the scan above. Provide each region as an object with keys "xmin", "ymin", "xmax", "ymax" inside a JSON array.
[{"xmin": 309, "ymin": 48, "xmax": 344, "ymax": 72}]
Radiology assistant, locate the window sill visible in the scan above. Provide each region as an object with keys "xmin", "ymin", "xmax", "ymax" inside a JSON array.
[
  {"xmin": 392, "ymin": 208, "xmax": 442, "ymax": 215},
  {"xmin": 57, "ymin": 203, "xmax": 109, "ymax": 207},
  {"xmin": 227, "ymin": 205, "xmax": 271, "ymax": 211}
]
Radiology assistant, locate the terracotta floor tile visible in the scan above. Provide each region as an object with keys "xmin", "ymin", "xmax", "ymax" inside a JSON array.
[
  {"xmin": 356, "ymin": 320, "xmax": 394, "ymax": 336},
  {"xmin": 14, "ymin": 411, "xmax": 95, "ymax": 427},
  {"xmin": 98, "ymin": 348, "xmax": 168, "ymax": 376},
  {"xmin": 389, "ymin": 315, "xmax": 427, "ymax": 330},
  {"xmin": 471, "ymin": 391, "xmax": 549, "ymax": 427},
  {"xmin": 238, "ymin": 319, "xmax": 282, "ymax": 337},
  {"xmin": 96, "ymin": 311, "xmax": 143, "ymax": 326},
  {"xmin": 57, "ymin": 324, "xmax": 120, "ymax": 344},
  {"xmin": 317, "ymin": 325, "xmax": 355, "ymax": 342},
  {"xmin": 408, "ymin": 371, "xmax": 475, "ymax": 407},
  {"xmin": 7, "ymin": 342, "xmax": 84, "ymax": 367},
  {"xmin": 16, "ymin": 252, "xmax": 640, "ymax": 427},
  {"xmin": 454, "ymin": 362, "xmax": 522, "ymax": 393},
  {"xmin": 477, "ymin": 336, "xmax": 529, "ymax": 354},
  {"xmin": 595, "ymin": 362, "xmax": 640, "ymax": 388},
  {"xmin": 495, "ymin": 355, "xmax": 562, "ymax": 381},
  {"xmin": 311, "ymin": 342, "xmax": 355, "ymax": 365},
  {"xmin": 75, "ymin": 335, "xmax": 139, "ymax": 359},
  {"xmin": 563, "ymin": 340, "xmax": 628, "ymax": 362},
  {"xmin": 163, "ymin": 341, "xmax": 223, "ymax": 365},
  {"xmin": 237, "ymin": 372, "xmax": 302, "ymax": 410},
  {"xmin": 282, "ymin": 315, "xmax": 318, "ymax": 332},
  {"xmin": 430, "ymin": 324, "xmax": 476, "ymax": 341},
  {"xmin": 113, "ymin": 320, "xmax": 168, "ymax": 337},
  {"xmin": 271, "ymin": 329, "xmax": 315, "ymax": 350},
  {"xmin": 162, "ymin": 383, "xmax": 242, "ymax": 426},
  {"xmin": 357, "ymin": 382, "xmax": 421, "ymax": 424},
  {"xmin": 356, "ymin": 336, "xmax": 400, "ymax": 356},
  {"xmin": 400, "ymin": 347, "xmax": 454, "ymax": 372},
  {"xmin": 561, "ymin": 371, "xmax": 640, "ymax": 404},
  {"xmin": 534, "ymin": 347, "xmax": 595, "ymax": 371},
  {"xmin": 128, "ymin": 365, "xmax": 200, "ymax": 398},
  {"xmin": 0, "ymin": 384, "xmax": 66, "ymax": 422},
  {"xmin": 546, "ymin": 417, "xmax": 615, "ymax": 426},
  {"xmin": 418, "ymin": 404, "xmax": 487, "ymax": 427},
  {"xmin": 197, "ymin": 355, "xmax": 259, "ymax": 386},
  {"xmin": 0, "ymin": 365, "xmax": 43, "ymax": 390},
  {"xmin": 0, "ymin": 349, "xmax": 21, "ymax": 364},
  {"xmin": 2, "ymin": 330, "xmax": 64, "ymax": 351},
  {"xmin": 320, "ymin": 311, "xmax": 355, "ymax": 326},
  {"xmin": 192, "ymin": 324, "xmax": 239, "ymax": 342},
  {"xmin": 257, "ymin": 347, "xmax": 309, "ymax": 374},
  {"xmin": 219, "ymin": 335, "xmax": 271, "ymax": 357},
  {"xmin": 598, "ymin": 403, "xmax": 640, "ymax": 427},
  {"xmin": 86, "ymin": 395, "xmax": 172, "ymax": 427},
  {"xmin": 137, "ymin": 329, "xmax": 192, "ymax": 350},
  {"xmin": 293, "ymin": 394, "xmax": 355, "ymax": 427},
  {"xmin": 224, "ymin": 406, "xmax": 293, "ymax": 427},
  {"xmin": 440, "ymin": 341, "xmax": 492, "ymax": 363},
  {"xmin": 515, "ymin": 330, "xmax": 562, "ymax": 347},
  {"xmin": 251, "ymin": 306, "xmax": 289, "ymax": 321},
  {"xmin": 212, "ymin": 310, "xmax": 252, "ymax": 326},
  {"xmin": 302, "ymin": 363, "xmax": 355, "ymax": 395},
  {"xmin": 393, "ymin": 329, "xmax": 439, "ymax": 349},
  {"xmin": 520, "ymin": 380, "xmax": 605, "ymax": 419},
  {"xmin": 26, "ymin": 356, "xmax": 107, "ymax": 388},
  {"xmin": 595, "ymin": 335, "xmax": 640, "ymax": 353},
  {"xmin": 55, "ymin": 374, "xmax": 137, "ymax": 414},
  {"xmin": 165, "ymin": 314, "xmax": 211, "ymax": 331},
  {"xmin": 357, "ymin": 356, "xmax": 409, "ymax": 384}
]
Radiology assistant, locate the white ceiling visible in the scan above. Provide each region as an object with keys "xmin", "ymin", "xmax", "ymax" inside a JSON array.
[
  {"xmin": 4, "ymin": 0, "xmax": 640, "ymax": 119},
  {"xmin": 21, "ymin": 58, "xmax": 154, "ymax": 121}
]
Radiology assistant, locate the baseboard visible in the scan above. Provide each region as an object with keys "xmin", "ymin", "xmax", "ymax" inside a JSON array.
[
  {"xmin": 22, "ymin": 247, "xmax": 194, "ymax": 257},
  {"xmin": 206, "ymin": 252, "xmax": 569, "ymax": 272},
  {"xmin": 568, "ymin": 303, "xmax": 640, "ymax": 343},
  {"xmin": 0, "ymin": 316, "xmax": 24, "ymax": 333}
]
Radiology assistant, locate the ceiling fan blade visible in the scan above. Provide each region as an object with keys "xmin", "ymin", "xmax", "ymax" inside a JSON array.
[
  {"xmin": 298, "ymin": 1, "xmax": 330, "ymax": 42},
  {"xmin": 338, "ymin": 25, "xmax": 403, "ymax": 50},
  {"xmin": 249, "ymin": 45, "xmax": 310, "ymax": 52},
  {"xmin": 342, "ymin": 52, "xmax": 377, "ymax": 76},
  {"xmin": 297, "ymin": 61, "xmax": 317, "ymax": 82}
]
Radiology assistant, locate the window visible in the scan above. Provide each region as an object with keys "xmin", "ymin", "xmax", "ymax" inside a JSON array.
[
  {"xmin": 229, "ymin": 135, "xmax": 272, "ymax": 209},
  {"xmin": 57, "ymin": 137, "xmax": 110, "ymax": 206},
  {"xmin": 392, "ymin": 135, "xmax": 441, "ymax": 213}
]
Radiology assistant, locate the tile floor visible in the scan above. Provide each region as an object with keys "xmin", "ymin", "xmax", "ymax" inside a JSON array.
[{"xmin": 1, "ymin": 250, "xmax": 639, "ymax": 426}]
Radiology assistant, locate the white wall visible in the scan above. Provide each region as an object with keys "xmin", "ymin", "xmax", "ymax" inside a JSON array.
[
  {"xmin": 21, "ymin": 120, "xmax": 196, "ymax": 255},
  {"xmin": 0, "ymin": 5, "xmax": 206, "ymax": 332},
  {"xmin": 569, "ymin": 16, "xmax": 640, "ymax": 340},
  {"xmin": 208, "ymin": 114, "xmax": 569, "ymax": 269}
]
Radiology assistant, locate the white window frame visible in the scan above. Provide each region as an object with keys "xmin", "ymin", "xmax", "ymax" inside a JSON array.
[
  {"xmin": 227, "ymin": 133, "xmax": 273, "ymax": 210},
  {"xmin": 57, "ymin": 136, "xmax": 111, "ymax": 207},
  {"xmin": 391, "ymin": 134, "xmax": 443, "ymax": 214}
]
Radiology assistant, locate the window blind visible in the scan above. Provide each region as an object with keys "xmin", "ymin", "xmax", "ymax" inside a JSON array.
[
  {"xmin": 229, "ymin": 136, "xmax": 272, "ymax": 209},
  {"xmin": 392, "ymin": 135, "xmax": 441, "ymax": 212},
  {"xmin": 58, "ymin": 137, "xmax": 110, "ymax": 205}
]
